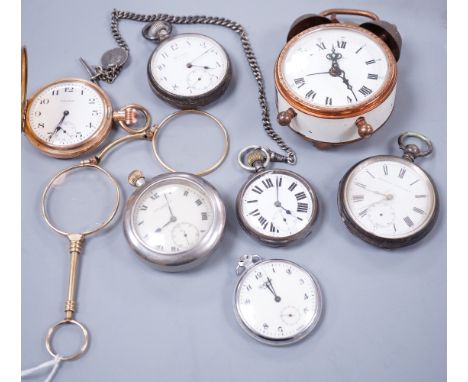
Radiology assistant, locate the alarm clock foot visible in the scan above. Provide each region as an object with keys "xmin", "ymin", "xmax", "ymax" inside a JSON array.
[{"xmin": 313, "ymin": 141, "xmax": 334, "ymax": 150}]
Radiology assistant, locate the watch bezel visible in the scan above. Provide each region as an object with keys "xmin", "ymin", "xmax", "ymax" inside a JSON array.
[
  {"xmin": 233, "ymin": 258, "xmax": 323, "ymax": 346},
  {"xmin": 147, "ymin": 33, "xmax": 232, "ymax": 109},
  {"xmin": 123, "ymin": 172, "xmax": 226, "ymax": 272},
  {"xmin": 236, "ymin": 169, "xmax": 319, "ymax": 247},
  {"xmin": 337, "ymin": 155, "xmax": 439, "ymax": 248},
  {"xmin": 274, "ymin": 23, "xmax": 397, "ymax": 119}
]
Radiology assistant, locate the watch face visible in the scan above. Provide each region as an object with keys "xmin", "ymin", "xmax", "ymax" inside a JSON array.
[
  {"xmin": 132, "ymin": 181, "xmax": 214, "ymax": 254},
  {"xmin": 28, "ymin": 80, "xmax": 106, "ymax": 147},
  {"xmin": 149, "ymin": 33, "xmax": 230, "ymax": 98},
  {"xmin": 235, "ymin": 259, "xmax": 321, "ymax": 345},
  {"xmin": 278, "ymin": 24, "xmax": 394, "ymax": 110},
  {"xmin": 341, "ymin": 156, "xmax": 437, "ymax": 240},
  {"xmin": 237, "ymin": 170, "xmax": 318, "ymax": 244}
]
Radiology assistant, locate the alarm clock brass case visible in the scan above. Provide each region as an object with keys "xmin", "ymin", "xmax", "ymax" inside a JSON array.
[
  {"xmin": 337, "ymin": 155, "xmax": 439, "ymax": 249},
  {"xmin": 23, "ymin": 77, "xmax": 114, "ymax": 159}
]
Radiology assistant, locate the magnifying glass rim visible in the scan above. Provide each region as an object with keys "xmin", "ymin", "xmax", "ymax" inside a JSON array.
[{"xmin": 41, "ymin": 163, "xmax": 121, "ymax": 237}]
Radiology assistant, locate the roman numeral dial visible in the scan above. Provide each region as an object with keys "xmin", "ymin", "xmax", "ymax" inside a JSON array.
[
  {"xmin": 343, "ymin": 158, "xmax": 436, "ymax": 240},
  {"xmin": 281, "ymin": 26, "xmax": 389, "ymax": 108},
  {"xmin": 239, "ymin": 171, "xmax": 317, "ymax": 241}
]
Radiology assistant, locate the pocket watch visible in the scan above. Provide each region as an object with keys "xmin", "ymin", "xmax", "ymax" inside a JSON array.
[
  {"xmin": 21, "ymin": 47, "xmax": 142, "ymax": 158},
  {"xmin": 275, "ymin": 8, "xmax": 402, "ymax": 148},
  {"xmin": 124, "ymin": 171, "xmax": 226, "ymax": 271},
  {"xmin": 337, "ymin": 132, "xmax": 439, "ymax": 248},
  {"xmin": 123, "ymin": 109, "xmax": 229, "ymax": 272},
  {"xmin": 142, "ymin": 21, "xmax": 232, "ymax": 109},
  {"xmin": 236, "ymin": 146, "xmax": 318, "ymax": 246},
  {"xmin": 234, "ymin": 255, "xmax": 322, "ymax": 346}
]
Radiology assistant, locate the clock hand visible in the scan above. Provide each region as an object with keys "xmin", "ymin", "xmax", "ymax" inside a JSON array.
[
  {"xmin": 48, "ymin": 110, "xmax": 70, "ymax": 141},
  {"xmin": 337, "ymin": 69, "xmax": 358, "ymax": 101},
  {"xmin": 187, "ymin": 64, "xmax": 214, "ymax": 70},
  {"xmin": 164, "ymin": 194, "xmax": 176, "ymax": 218},
  {"xmin": 264, "ymin": 276, "xmax": 281, "ymax": 302},
  {"xmin": 376, "ymin": 177, "xmax": 411, "ymax": 193},
  {"xmin": 186, "ymin": 46, "xmax": 213, "ymax": 66},
  {"xmin": 305, "ymin": 71, "xmax": 330, "ymax": 76},
  {"xmin": 154, "ymin": 215, "xmax": 177, "ymax": 233}
]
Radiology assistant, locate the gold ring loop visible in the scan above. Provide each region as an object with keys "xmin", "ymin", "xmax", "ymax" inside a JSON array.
[
  {"xmin": 41, "ymin": 163, "xmax": 121, "ymax": 237},
  {"xmin": 45, "ymin": 319, "xmax": 89, "ymax": 361},
  {"xmin": 117, "ymin": 104, "xmax": 152, "ymax": 135},
  {"xmin": 151, "ymin": 109, "xmax": 229, "ymax": 177}
]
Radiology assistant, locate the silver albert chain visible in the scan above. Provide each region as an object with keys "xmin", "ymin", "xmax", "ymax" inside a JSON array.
[{"xmin": 80, "ymin": 9, "xmax": 297, "ymax": 165}]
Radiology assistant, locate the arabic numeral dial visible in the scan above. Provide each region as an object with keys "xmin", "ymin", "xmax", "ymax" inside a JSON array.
[
  {"xmin": 235, "ymin": 260, "xmax": 321, "ymax": 344},
  {"xmin": 344, "ymin": 158, "xmax": 436, "ymax": 239},
  {"xmin": 239, "ymin": 171, "xmax": 316, "ymax": 240},
  {"xmin": 28, "ymin": 81, "xmax": 105, "ymax": 147}
]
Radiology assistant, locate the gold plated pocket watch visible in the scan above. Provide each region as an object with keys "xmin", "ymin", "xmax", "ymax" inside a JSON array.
[
  {"xmin": 275, "ymin": 8, "xmax": 402, "ymax": 148},
  {"xmin": 21, "ymin": 47, "xmax": 141, "ymax": 158}
]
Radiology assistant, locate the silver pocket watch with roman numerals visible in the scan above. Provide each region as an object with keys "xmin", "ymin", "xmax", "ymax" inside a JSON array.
[
  {"xmin": 234, "ymin": 255, "xmax": 322, "ymax": 346},
  {"xmin": 337, "ymin": 132, "xmax": 439, "ymax": 248},
  {"xmin": 236, "ymin": 146, "xmax": 319, "ymax": 246}
]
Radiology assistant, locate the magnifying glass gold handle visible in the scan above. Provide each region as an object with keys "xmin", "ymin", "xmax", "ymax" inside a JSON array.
[{"xmin": 64, "ymin": 233, "xmax": 84, "ymax": 321}]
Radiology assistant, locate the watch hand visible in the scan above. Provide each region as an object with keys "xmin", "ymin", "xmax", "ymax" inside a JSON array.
[
  {"xmin": 305, "ymin": 71, "xmax": 330, "ymax": 76},
  {"xmin": 376, "ymin": 177, "xmax": 411, "ymax": 193},
  {"xmin": 277, "ymin": 204, "xmax": 303, "ymax": 221},
  {"xmin": 186, "ymin": 47, "xmax": 213, "ymax": 65},
  {"xmin": 154, "ymin": 215, "xmax": 177, "ymax": 233},
  {"xmin": 164, "ymin": 194, "xmax": 176, "ymax": 218},
  {"xmin": 187, "ymin": 64, "xmax": 215, "ymax": 70},
  {"xmin": 264, "ymin": 276, "xmax": 281, "ymax": 302},
  {"xmin": 48, "ymin": 110, "xmax": 70, "ymax": 141},
  {"xmin": 337, "ymin": 69, "xmax": 358, "ymax": 101}
]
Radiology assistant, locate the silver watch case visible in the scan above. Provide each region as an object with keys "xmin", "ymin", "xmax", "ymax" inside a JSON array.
[
  {"xmin": 124, "ymin": 172, "xmax": 226, "ymax": 272},
  {"xmin": 236, "ymin": 169, "xmax": 319, "ymax": 247},
  {"xmin": 337, "ymin": 155, "xmax": 439, "ymax": 249},
  {"xmin": 233, "ymin": 257, "xmax": 323, "ymax": 346},
  {"xmin": 147, "ymin": 33, "xmax": 232, "ymax": 109}
]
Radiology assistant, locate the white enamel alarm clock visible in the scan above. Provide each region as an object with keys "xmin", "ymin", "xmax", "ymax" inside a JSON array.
[{"xmin": 274, "ymin": 9, "xmax": 402, "ymax": 148}]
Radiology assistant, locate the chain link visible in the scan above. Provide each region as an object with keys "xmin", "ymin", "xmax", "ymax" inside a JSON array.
[{"xmin": 107, "ymin": 9, "xmax": 297, "ymax": 163}]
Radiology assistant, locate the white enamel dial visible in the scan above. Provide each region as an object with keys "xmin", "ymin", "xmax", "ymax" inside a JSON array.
[
  {"xmin": 281, "ymin": 25, "xmax": 390, "ymax": 108},
  {"xmin": 343, "ymin": 157, "xmax": 437, "ymax": 239},
  {"xmin": 28, "ymin": 81, "xmax": 105, "ymax": 147},
  {"xmin": 150, "ymin": 34, "xmax": 229, "ymax": 97},
  {"xmin": 239, "ymin": 171, "xmax": 316, "ymax": 239},
  {"xmin": 133, "ymin": 182, "xmax": 213, "ymax": 254},
  {"xmin": 235, "ymin": 259, "xmax": 321, "ymax": 343}
]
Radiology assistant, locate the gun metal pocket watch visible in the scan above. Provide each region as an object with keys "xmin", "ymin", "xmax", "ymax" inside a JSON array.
[
  {"xmin": 338, "ymin": 132, "xmax": 439, "ymax": 249},
  {"xmin": 123, "ymin": 110, "xmax": 228, "ymax": 272},
  {"xmin": 275, "ymin": 8, "xmax": 402, "ymax": 148},
  {"xmin": 234, "ymin": 255, "xmax": 322, "ymax": 346},
  {"xmin": 236, "ymin": 146, "xmax": 319, "ymax": 246},
  {"xmin": 21, "ymin": 47, "xmax": 145, "ymax": 158}
]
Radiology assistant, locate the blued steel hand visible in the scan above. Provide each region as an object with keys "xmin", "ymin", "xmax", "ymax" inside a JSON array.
[{"xmin": 264, "ymin": 276, "xmax": 281, "ymax": 302}]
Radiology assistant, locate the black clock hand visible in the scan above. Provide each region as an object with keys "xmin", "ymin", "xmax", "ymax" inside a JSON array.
[
  {"xmin": 154, "ymin": 215, "xmax": 177, "ymax": 233},
  {"xmin": 305, "ymin": 71, "xmax": 330, "ymax": 76},
  {"xmin": 164, "ymin": 194, "xmax": 176, "ymax": 218},
  {"xmin": 186, "ymin": 47, "xmax": 213, "ymax": 66},
  {"xmin": 338, "ymin": 69, "xmax": 358, "ymax": 101},
  {"xmin": 187, "ymin": 64, "xmax": 214, "ymax": 70},
  {"xmin": 264, "ymin": 276, "xmax": 281, "ymax": 302},
  {"xmin": 48, "ymin": 110, "xmax": 69, "ymax": 141}
]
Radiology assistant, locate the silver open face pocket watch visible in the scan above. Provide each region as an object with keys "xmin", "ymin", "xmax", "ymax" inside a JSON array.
[
  {"xmin": 234, "ymin": 255, "xmax": 322, "ymax": 346},
  {"xmin": 123, "ymin": 110, "xmax": 229, "ymax": 271},
  {"xmin": 275, "ymin": 8, "xmax": 402, "ymax": 148},
  {"xmin": 142, "ymin": 21, "xmax": 232, "ymax": 109},
  {"xmin": 236, "ymin": 146, "xmax": 319, "ymax": 246},
  {"xmin": 338, "ymin": 132, "xmax": 439, "ymax": 249}
]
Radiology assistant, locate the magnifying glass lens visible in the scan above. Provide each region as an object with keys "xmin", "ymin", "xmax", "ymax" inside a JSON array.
[{"xmin": 44, "ymin": 166, "xmax": 118, "ymax": 234}]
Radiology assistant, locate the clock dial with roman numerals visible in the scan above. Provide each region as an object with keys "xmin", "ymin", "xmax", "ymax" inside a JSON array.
[
  {"xmin": 28, "ymin": 81, "xmax": 105, "ymax": 147},
  {"xmin": 235, "ymin": 259, "xmax": 322, "ymax": 345},
  {"xmin": 132, "ymin": 182, "xmax": 213, "ymax": 254},
  {"xmin": 280, "ymin": 25, "xmax": 391, "ymax": 108},
  {"xmin": 237, "ymin": 170, "xmax": 318, "ymax": 245},
  {"xmin": 341, "ymin": 156, "xmax": 437, "ymax": 241}
]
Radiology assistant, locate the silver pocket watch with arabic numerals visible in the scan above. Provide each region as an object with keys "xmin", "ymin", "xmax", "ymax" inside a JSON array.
[
  {"xmin": 142, "ymin": 21, "xmax": 232, "ymax": 109},
  {"xmin": 234, "ymin": 255, "xmax": 322, "ymax": 346},
  {"xmin": 236, "ymin": 146, "xmax": 319, "ymax": 246},
  {"xmin": 338, "ymin": 132, "xmax": 439, "ymax": 248}
]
